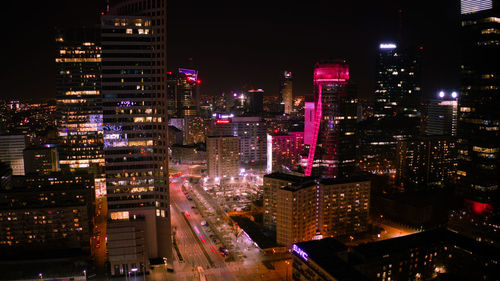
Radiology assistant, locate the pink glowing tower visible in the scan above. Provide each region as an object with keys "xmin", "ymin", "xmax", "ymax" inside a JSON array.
[{"xmin": 304, "ymin": 61, "xmax": 349, "ymax": 178}]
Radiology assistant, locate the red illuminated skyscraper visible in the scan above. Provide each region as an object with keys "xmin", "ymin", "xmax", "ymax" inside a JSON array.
[{"xmin": 305, "ymin": 61, "xmax": 357, "ymax": 178}]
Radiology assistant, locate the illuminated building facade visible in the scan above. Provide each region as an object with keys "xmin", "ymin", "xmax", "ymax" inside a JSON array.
[
  {"xmin": 55, "ymin": 28, "xmax": 104, "ymax": 174},
  {"xmin": 305, "ymin": 61, "xmax": 357, "ymax": 178},
  {"xmin": 263, "ymin": 173, "xmax": 370, "ymax": 247},
  {"xmin": 267, "ymin": 131, "xmax": 305, "ymax": 173},
  {"xmin": 304, "ymin": 102, "xmax": 315, "ymax": 147},
  {"xmin": 374, "ymin": 43, "xmax": 422, "ymax": 119},
  {"xmin": 280, "ymin": 71, "xmax": 293, "ymax": 114},
  {"xmin": 457, "ymin": 0, "xmax": 499, "ymax": 200},
  {"xmin": 210, "ymin": 116, "xmax": 267, "ymax": 169},
  {"xmin": 102, "ymin": 0, "xmax": 171, "ymax": 271},
  {"xmin": 395, "ymin": 136, "xmax": 457, "ymax": 188},
  {"xmin": 0, "ymin": 135, "xmax": 26, "ymax": 176},
  {"xmin": 0, "ymin": 173, "xmax": 93, "ymax": 254},
  {"xmin": 206, "ymin": 136, "xmax": 239, "ymax": 180},
  {"xmin": 425, "ymin": 92, "xmax": 458, "ymax": 136}
]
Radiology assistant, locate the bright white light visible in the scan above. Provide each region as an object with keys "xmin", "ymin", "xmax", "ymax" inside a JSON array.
[
  {"xmin": 380, "ymin": 43, "xmax": 397, "ymax": 49},
  {"xmin": 451, "ymin": 91, "xmax": 458, "ymax": 98},
  {"xmin": 439, "ymin": 91, "xmax": 445, "ymax": 98}
]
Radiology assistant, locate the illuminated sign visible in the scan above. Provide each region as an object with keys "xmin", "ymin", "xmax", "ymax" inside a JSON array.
[
  {"xmin": 178, "ymin": 68, "xmax": 197, "ymax": 75},
  {"xmin": 293, "ymin": 244, "xmax": 308, "ymax": 261},
  {"xmin": 461, "ymin": 0, "xmax": 492, "ymax": 14},
  {"xmin": 216, "ymin": 119, "xmax": 230, "ymax": 124},
  {"xmin": 379, "ymin": 43, "xmax": 397, "ymax": 49}
]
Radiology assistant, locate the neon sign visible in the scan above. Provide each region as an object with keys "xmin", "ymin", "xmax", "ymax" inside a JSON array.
[
  {"xmin": 293, "ymin": 244, "xmax": 308, "ymax": 261},
  {"xmin": 216, "ymin": 120, "xmax": 230, "ymax": 124}
]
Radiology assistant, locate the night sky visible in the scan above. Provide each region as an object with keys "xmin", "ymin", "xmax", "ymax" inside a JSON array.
[{"xmin": 1, "ymin": 1, "xmax": 460, "ymax": 101}]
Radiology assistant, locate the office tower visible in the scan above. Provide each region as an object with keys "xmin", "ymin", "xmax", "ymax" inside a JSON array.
[
  {"xmin": 167, "ymin": 68, "xmax": 200, "ymax": 118},
  {"xmin": 0, "ymin": 134, "xmax": 26, "ymax": 176},
  {"xmin": 374, "ymin": 43, "xmax": 422, "ymax": 119},
  {"xmin": 206, "ymin": 136, "xmax": 239, "ymax": 180},
  {"xmin": 266, "ymin": 131, "xmax": 304, "ymax": 173},
  {"xmin": 305, "ymin": 61, "xmax": 357, "ymax": 178},
  {"xmin": 457, "ymin": 0, "xmax": 499, "ymax": 200},
  {"xmin": 280, "ymin": 71, "xmax": 293, "ymax": 114},
  {"xmin": 246, "ymin": 89, "xmax": 264, "ymax": 115},
  {"xmin": 396, "ymin": 136, "xmax": 457, "ymax": 189},
  {"xmin": 263, "ymin": 173, "xmax": 370, "ymax": 247},
  {"xmin": 102, "ymin": 0, "xmax": 171, "ymax": 272},
  {"xmin": 304, "ymin": 102, "xmax": 315, "ymax": 147},
  {"xmin": 425, "ymin": 91, "xmax": 458, "ymax": 136},
  {"xmin": 292, "ymin": 229, "xmax": 498, "ymax": 281},
  {"xmin": 55, "ymin": 28, "xmax": 104, "ymax": 174},
  {"xmin": 23, "ymin": 145, "xmax": 60, "ymax": 175},
  {"xmin": 210, "ymin": 116, "xmax": 267, "ymax": 169}
]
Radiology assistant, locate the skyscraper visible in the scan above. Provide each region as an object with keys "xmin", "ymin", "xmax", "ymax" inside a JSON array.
[
  {"xmin": 246, "ymin": 89, "xmax": 264, "ymax": 116},
  {"xmin": 305, "ymin": 61, "xmax": 356, "ymax": 178},
  {"xmin": 102, "ymin": 0, "xmax": 171, "ymax": 273},
  {"xmin": 304, "ymin": 102, "xmax": 315, "ymax": 147},
  {"xmin": 456, "ymin": 0, "xmax": 499, "ymax": 219},
  {"xmin": 55, "ymin": 28, "xmax": 104, "ymax": 175},
  {"xmin": 425, "ymin": 91, "xmax": 459, "ymax": 136},
  {"xmin": 374, "ymin": 43, "xmax": 422, "ymax": 119},
  {"xmin": 280, "ymin": 71, "xmax": 293, "ymax": 114},
  {"xmin": 167, "ymin": 68, "xmax": 200, "ymax": 118}
]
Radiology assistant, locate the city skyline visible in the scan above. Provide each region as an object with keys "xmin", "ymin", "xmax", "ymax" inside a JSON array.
[
  {"xmin": 3, "ymin": 1, "xmax": 460, "ymax": 101},
  {"xmin": 0, "ymin": 1, "xmax": 498, "ymax": 280}
]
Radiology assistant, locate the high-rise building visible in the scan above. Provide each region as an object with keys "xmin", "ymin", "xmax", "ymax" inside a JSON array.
[
  {"xmin": 55, "ymin": 28, "xmax": 104, "ymax": 174},
  {"xmin": 425, "ymin": 91, "xmax": 458, "ymax": 136},
  {"xmin": 206, "ymin": 136, "xmax": 239, "ymax": 180},
  {"xmin": 280, "ymin": 71, "xmax": 293, "ymax": 114},
  {"xmin": 102, "ymin": 0, "xmax": 171, "ymax": 272},
  {"xmin": 305, "ymin": 61, "xmax": 357, "ymax": 178},
  {"xmin": 304, "ymin": 102, "xmax": 315, "ymax": 147},
  {"xmin": 167, "ymin": 68, "xmax": 201, "ymax": 118},
  {"xmin": 246, "ymin": 89, "xmax": 264, "ymax": 116},
  {"xmin": 457, "ymin": 0, "xmax": 499, "ymax": 200},
  {"xmin": 23, "ymin": 145, "xmax": 60, "ymax": 175},
  {"xmin": 266, "ymin": 131, "xmax": 304, "ymax": 173},
  {"xmin": 263, "ymin": 173, "xmax": 370, "ymax": 247},
  {"xmin": 0, "ymin": 134, "xmax": 26, "ymax": 176},
  {"xmin": 0, "ymin": 174, "xmax": 94, "ymax": 253},
  {"xmin": 374, "ymin": 43, "xmax": 422, "ymax": 119},
  {"xmin": 395, "ymin": 135, "xmax": 457, "ymax": 189},
  {"xmin": 210, "ymin": 116, "xmax": 267, "ymax": 169}
]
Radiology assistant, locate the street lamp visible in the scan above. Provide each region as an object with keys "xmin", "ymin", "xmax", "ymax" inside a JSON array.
[
  {"xmin": 39, "ymin": 273, "xmax": 43, "ymax": 280},
  {"xmin": 83, "ymin": 270, "xmax": 87, "ymax": 280}
]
